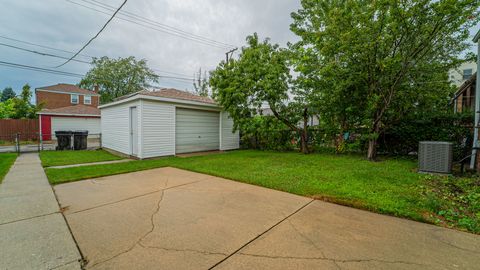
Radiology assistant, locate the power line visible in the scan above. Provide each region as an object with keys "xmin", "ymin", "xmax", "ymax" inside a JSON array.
[
  {"xmin": 0, "ymin": 35, "xmax": 198, "ymax": 78},
  {"xmin": 65, "ymin": 0, "xmax": 235, "ymax": 50},
  {"xmin": 86, "ymin": 0, "xmax": 236, "ymax": 48},
  {"xmin": 0, "ymin": 60, "xmax": 187, "ymax": 89},
  {"xmin": 0, "ymin": 35, "xmax": 92, "ymax": 60},
  {"xmin": 0, "ymin": 61, "xmax": 85, "ymax": 78},
  {"xmin": 55, "ymin": 0, "xmax": 128, "ymax": 68},
  {"xmin": 0, "ymin": 59, "xmax": 194, "ymax": 82},
  {"xmin": 0, "ymin": 39, "xmax": 196, "ymax": 80},
  {"xmin": 70, "ymin": 0, "xmax": 235, "ymax": 49},
  {"xmin": 0, "ymin": 42, "xmax": 91, "ymax": 64}
]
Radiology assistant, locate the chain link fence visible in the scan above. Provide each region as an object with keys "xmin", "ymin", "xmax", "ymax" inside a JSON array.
[{"xmin": 0, "ymin": 132, "xmax": 102, "ymax": 153}]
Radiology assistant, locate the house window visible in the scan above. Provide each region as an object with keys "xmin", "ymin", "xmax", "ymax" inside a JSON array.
[
  {"xmin": 71, "ymin": 94, "xmax": 79, "ymax": 104},
  {"xmin": 463, "ymin": 69, "xmax": 473, "ymax": 80},
  {"xmin": 84, "ymin": 95, "xmax": 92, "ymax": 105}
]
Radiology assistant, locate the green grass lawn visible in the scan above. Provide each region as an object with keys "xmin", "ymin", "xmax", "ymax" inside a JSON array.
[
  {"xmin": 40, "ymin": 149, "xmax": 123, "ymax": 167},
  {"xmin": 44, "ymin": 150, "xmax": 479, "ymax": 233},
  {"xmin": 0, "ymin": 153, "xmax": 17, "ymax": 183}
]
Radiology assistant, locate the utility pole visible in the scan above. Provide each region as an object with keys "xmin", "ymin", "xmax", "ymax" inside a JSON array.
[{"xmin": 225, "ymin": 48, "xmax": 238, "ymax": 62}]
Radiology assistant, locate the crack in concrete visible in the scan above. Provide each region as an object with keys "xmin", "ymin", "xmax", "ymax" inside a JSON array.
[
  {"xmin": 68, "ymin": 180, "xmax": 201, "ymax": 215},
  {"xmin": 287, "ymin": 219, "xmax": 327, "ymax": 259},
  {"xmin": 237, "ymin": 252, "xmax": 426, "ymax": 266},
  {"xmin": 287, "ymin": 220, "xmax": 342, "ymax": 269},
  {"xmin": 87, "ymin": 189, "xmax": 166, "ymax": 268},
  {"xmin": 433, "ymin": 236, "xmax": 480, "ymax": 254},
  {"xmin": 113, "ymin": 177, "xmax": 228, "ymax": 260},
  {"xmin": 138, "ymin": 242, "xmax": 228, "ymax": 256},
  {"xmin": 138, "ymin": 190, "xmax": 165, "ymax": 243}
]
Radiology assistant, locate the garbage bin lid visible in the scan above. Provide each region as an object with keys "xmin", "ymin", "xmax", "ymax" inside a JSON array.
[
  {"xmin": 73, "ymin": 130, "xmax": 89, "ymax": 135},
  {"xmin": 55, "ymin": 130, "xmax": 73, "ymax": 134}
]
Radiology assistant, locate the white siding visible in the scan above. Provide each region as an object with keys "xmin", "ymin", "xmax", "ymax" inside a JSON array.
[
  {"xmin": 220, "ymin": 111, "xmax": 239, "ymax": 150},
  {"xmin": 141, "ymin": 100, "xmax": 175, "ymax": 158},
  {"xmin": 51, "ymin": 117, "xmax": 101, "ymax": 137},
  {"xmin": 101, "ymin": 100, "xmax": 139, "ymax": 156},
  {"xmin": 101, "ymin": 98, "xmax": 239, "ymax": 158}
]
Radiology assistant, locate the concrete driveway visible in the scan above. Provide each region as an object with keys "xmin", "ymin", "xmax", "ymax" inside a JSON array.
[{"xmin": 54, "ymin": 167, "xmax": 480, "ymax": 270}]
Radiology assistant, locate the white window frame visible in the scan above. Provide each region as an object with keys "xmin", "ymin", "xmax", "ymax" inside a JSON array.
[
  {"xmin": 463, "ymin": 69, "xmax": 473, "ymax": 80},
  {"xmin": 71, "ymin": 94, "xmax": 79, "ymax": 104},
  {"xmin": 84, "ymin": 95, "xmax": 92, "ymax": 105}
]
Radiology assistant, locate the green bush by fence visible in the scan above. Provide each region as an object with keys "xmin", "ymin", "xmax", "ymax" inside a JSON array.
[
  {"xmin": 240, "ymin": 112, "xmax": 474, "ymax": 161},
  {"xmin": 378, "ymin": 111, "xmax": 473, "ymax": 160}
]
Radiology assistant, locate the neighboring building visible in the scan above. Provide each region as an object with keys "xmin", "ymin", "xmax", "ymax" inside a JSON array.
[
  {"xmin": 449, "ymin": 62, "xmax": 477, "ymax": 87},
  {"xmin": 35, "ymin": 84, "xmax": 101, "ymax": 140},
  {"xmin": 452, "ymin": 73, "xmax": 476, "ymax": 113},
  {"xmin": 99, "ymin": 88, "xmax": 239, "ymax": 159},
  {"xmin": 36, "ymin": 83, "xmax": 99, "ymax": 109}
]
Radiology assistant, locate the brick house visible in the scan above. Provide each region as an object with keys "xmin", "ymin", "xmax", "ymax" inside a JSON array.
[
  {"xmin": 35, "ymin": 84, "xmax": 101, "ymax": 140},
  {"xmin": 452, "ymin": 73, "xmax": 476, "ymax": 113}
]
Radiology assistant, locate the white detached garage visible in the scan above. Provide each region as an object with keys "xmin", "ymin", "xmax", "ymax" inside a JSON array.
[
  {"xmin": 99, "ymin": 89, "xmax": 239, "ymax": 159},
  {"xmin": 38, "ymin": 104, "xmax": 101, "ymax": 140}
]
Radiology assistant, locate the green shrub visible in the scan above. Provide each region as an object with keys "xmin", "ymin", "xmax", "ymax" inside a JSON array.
[
  {"xmin": 378, "ymin": 111, "xmax": 473, "ymax": 160},
  {"xmin": 240, "ymin": 116, "xmax": 296, "ymax": 151}
]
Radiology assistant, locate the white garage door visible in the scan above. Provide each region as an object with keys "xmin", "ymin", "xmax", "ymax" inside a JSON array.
[
  {"xmin": 51, "ymin": 117, "xmax": 101, "ymax": 137},
  {"xmin": 175, "ymin": 108, "xmax": 219, "ymax": 154}
]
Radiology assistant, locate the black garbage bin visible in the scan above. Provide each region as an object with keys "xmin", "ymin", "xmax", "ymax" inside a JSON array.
[
  {"xmin": 73, "ymin": 130, "xmax": 89, "ymax": 150},
  {"xmin": 55, "ymin": 131, "xmax": 72, "ymax": 150}
]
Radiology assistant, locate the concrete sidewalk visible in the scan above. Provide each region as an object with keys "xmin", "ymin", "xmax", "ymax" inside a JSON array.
[{"xmin": 0, "ymin": 153, "xmax": 82, "ymax": 270}]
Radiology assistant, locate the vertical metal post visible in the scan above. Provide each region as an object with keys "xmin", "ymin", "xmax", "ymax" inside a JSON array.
[
  {"xmin": 470, "ymin": 31, "xmax": 480, "ymax": 169},
  {"xmin": 15, "ymin": 133, "xmax": 19, "ymax": 154},
  {"xmin": 71, "ymin": 134, "xmax": 74, "ymax": 150},
  {"xmin": 39, "ymin": 132, "xmax": 43, "ymax": 151},
  {"xmin": 99, "ymin": 133, "xmax": 102, "ymax": 149}
]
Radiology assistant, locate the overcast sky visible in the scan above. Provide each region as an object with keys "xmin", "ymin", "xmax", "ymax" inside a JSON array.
[
  {"xmin": 0, "ymin": 0, "xmax": 478, "ymax": 101},
  {"xmin": 0, "ymin": 0, "xmax": 301, "ymax": 98}
]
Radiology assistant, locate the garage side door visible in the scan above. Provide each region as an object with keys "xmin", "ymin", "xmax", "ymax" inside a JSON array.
[
  {"xmin": 175, "ymin": 108, "xmax": 219, "ymax": 154},
  {"xmin": 51, "ymin": 117, "xmax": 101, "ymax": 137}
]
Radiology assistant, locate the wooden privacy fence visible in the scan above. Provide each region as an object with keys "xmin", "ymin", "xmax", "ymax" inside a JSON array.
[{"xmin": 0, "ymin": 119, "xmax": 39, "ymax": 141}]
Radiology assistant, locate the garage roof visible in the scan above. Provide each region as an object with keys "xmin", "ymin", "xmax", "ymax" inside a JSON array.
[
  {"xmin": 138, "ymin": 89, "xmax": 216, "ymax": 104},
  {"xmin": 36, "ymin": 83, "xmax": 99, "ymax": 96},
  {"xmin": 38, "ymin": 104, "xmax": 100, "ymax": 117},
  {"xmin": 100, "ymin": 88, "xmax": 218, "ymax": 109}
]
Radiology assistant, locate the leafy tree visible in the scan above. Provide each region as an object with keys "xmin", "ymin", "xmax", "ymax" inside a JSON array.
[
  {"xmin": 1, "ymin": 87, "xmax": 16, "ymax": 102},
  {"xmin": 80, "ymin": 56, "xmax": 159, "ymax": 103},
  {"xmin": 9, "ymin": 84, "xmax": 40, "ymax": 119},
  {"xmin": 0, "ymin": 84, "xmax": 40, "ymax": 119},
  {"xmin": 193, "ymin": 68, "xmax": 209, "ymax": 97},
  {"xmin": 0, "ymin": 99, "xmax": 15, "ymax": 118},
  {"xmin": 20, "ymin": 84, "xmax": 32, "ymax": 103},
  {"xmin": 210, "ymin": 33, "xmax": 313, "ymax": 153},
  {"xmin": 290, "ymin": 0, "xmax": 479, "ymax": 160}
]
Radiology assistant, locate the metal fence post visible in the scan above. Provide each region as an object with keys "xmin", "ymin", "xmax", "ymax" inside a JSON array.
[
  {"xmin": 39, "ymin": 132, "xmax": 43, "ymax": 151},
  {"xmin": 99, "ymin": 133, "xmax": 102, "ymax": 149},
  {"xmin": 71, "ymin": 134, "xmax": 74, "ymax": 150},
  {"xmin": 15, "ymin": 133, "xmax": 20, "ymax": 154}
]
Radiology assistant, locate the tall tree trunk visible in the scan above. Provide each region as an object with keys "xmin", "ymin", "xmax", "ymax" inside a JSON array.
[
  {"xmin": 300, "ymin": 130, "xmax": 309, "ymax": 154},
  {"xmin": 300, "ymin": 108, "xmax": 309, "ymax": 154},
  {"xmin": 367, "ymin": 138, "xmax": 377, "ymax": 161},
  {"xmin": 367, "ymin": 121, "xmax": 380, "ymax": 161}
]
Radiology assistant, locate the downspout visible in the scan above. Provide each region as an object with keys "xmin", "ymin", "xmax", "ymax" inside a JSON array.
[{"xmin": 470, "ymin": 30, "xmax": 480, "ymax": 169}]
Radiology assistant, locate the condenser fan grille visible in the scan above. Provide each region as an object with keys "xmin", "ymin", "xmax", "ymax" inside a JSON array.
[{"xmin": 418, "ymin": 141, "xmax": 453, "ymax": 174}]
